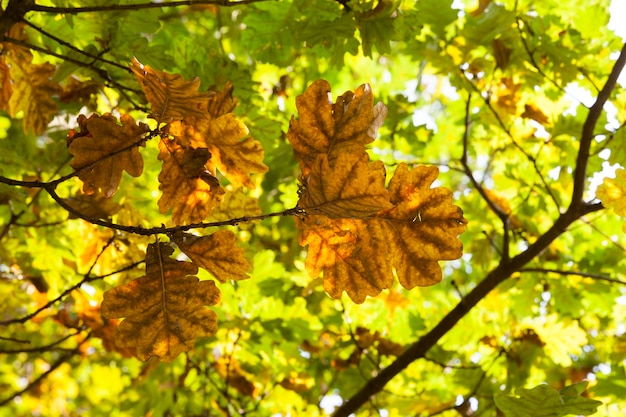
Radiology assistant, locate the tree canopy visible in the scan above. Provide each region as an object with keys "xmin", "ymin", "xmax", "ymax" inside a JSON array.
[{"xmin": 0, "ymin": 0, "xmax": 625, "ymax": 416}]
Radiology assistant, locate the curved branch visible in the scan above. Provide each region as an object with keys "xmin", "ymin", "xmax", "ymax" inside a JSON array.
[
  {"xmin": 571, "ymin": 42, "xmax": 626, "ymax": 205},
  {"xmin": 333, "ymin": 202, "xmax": 603, "ymax": 416},
  {"xmin": 333, "ymin": 46, "xmax": 626, "ymax": 414}
]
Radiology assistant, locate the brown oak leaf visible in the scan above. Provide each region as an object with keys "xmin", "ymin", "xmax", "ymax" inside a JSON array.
[
  {"xmin": 287, "ymin": 79, "xmax": 387, "ymax": 176},
  {"xmin": 157, "ymin": 138, "xmax": 224, "ymax": 225},
  {"xmin": 165, "ymin": 84, "xmax": 268, "ymax": 189},
  {"xmin": 68, "ymin": 113, "xmax": 149, "ymax": 197},
  {"xmin": 377, "ymin": 163, "xmax": 467, "ymax": 289},
  {"xmin": 299, "ymin": 152, "xmax": 391, "ymax": 218},
  {"xmin": 101, "ymin": 243, "xmax": 221, "ymax": 362},
  {"xmin": 172, "ymin": 230, "xmax": 250, "ymax": 282},
  {"xmin": 290, "ymin": 81, "xmax": 466, "ymax": 303},
  {"xmin": 131, "ymin": 57, "xmax": 214, "ymax": 123},
  {"xmin": 300, "ymin": 164, "xmax": 466, "ymax": 303},
  {"xmin": 5, "ymin": 49, "xmax": 61, "ymax": 135}
]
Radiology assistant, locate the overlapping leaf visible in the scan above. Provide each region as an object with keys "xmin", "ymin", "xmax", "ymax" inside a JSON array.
[
  {"xmin": 165, "ymin": 84, "xmax": 268, "ymax": 189},
  {"xmin": 101, "ymin": 243, "xmax": 221, "ymax": 362},
  {"xmin": 290, "ymin": 81, "xmax": 466, "ymax": 303},
  {"xmin": 157, "ymin": 138, "xmax": 224, "ymax": 225},
  {"xmin": 68, "ymin": 113, "xmax": 149, "ymax": 197},
  {"xmin": 131, "ymin": 58, "xmax": 213, "ymax": 123},
  {"xmin": 287, "ymin": 79, "xmax": 387, "ymax": 176},
  {"xmin": 172, "ymin": 230, "xmax": 250, "ymax": 282},
  {"xmin": 300, "ymin": 152, "xmax": 391, "ymax": 218},
  {"xmin": 132, "ymin": 63, "xmax": 267, "ymax": 223},
  {"xmin": 3, "ymin": 37, "xmax": 61, "ymax": 134}
]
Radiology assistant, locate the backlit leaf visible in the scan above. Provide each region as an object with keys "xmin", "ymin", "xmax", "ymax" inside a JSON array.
[
  {"xmin": 291, "ymin": 82, "xmax": 466, "ymax": 302},
  {"xmin": 4, "ymin": 45, "xmax": 61, "ymax": 135},
  {"xmin": 131, "ymin": 57, "xmax": 213, "ymax": 123},
  {"xmin": 299, "ymin": 152, "xmax": 392, "ymax": 218},
  {"xmin": 101, "ymin": 243, "xmax": 221, "ymax": 362},
  {"xmin": 287, "ymin": 79, "xmax": 387, "ymax": 176},
  {"xmin": 596, "ymin": 168, "xmax": 626, "ymax": 232},
  {"xmin": 165, "ymin": 84, "xmax": 268, "ymax": 188},
  {"xmin": 378, "ymin": 163, "xmax": 467, "ymax": 289},
  {"xmin": 157, "ymin": 138, "xmax": 224, "ymax": 225},
  {"xmin": 172, "ymin": 230, "xmax": 250, "ymax": 282},
  {"xmin": 494, "ymin": 382, "xmax": 602, "ymax": 417},
  {"xmin": 68, "ymin": 113, "xmax": 149, "ymax": 197}
]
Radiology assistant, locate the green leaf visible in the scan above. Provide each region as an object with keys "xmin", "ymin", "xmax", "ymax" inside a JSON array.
[{"xmin": 494, "ymin": 382, "xmax": 603, "ymax": 417}]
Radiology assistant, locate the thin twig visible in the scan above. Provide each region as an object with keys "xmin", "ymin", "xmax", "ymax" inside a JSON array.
[
  {"xmin": 0, "ymin": 261, "xmax": 143, "ymax": 326},
  {"xmin": 0, "ymin": 332, "xmax": 91, "ymax": 407},
  {"xmin": 22, "ymin": 19, "xmax": 128, "ymax": 71},
  {"xmin": 31, "ymin": 0, "xmax": 271, "ymax": 14},
  {"xmin": 520, "ymin": 268, "xmax": 626, "ymax": 286}
]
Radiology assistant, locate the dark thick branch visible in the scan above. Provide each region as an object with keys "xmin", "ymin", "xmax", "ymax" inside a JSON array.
[
  {"xmin": 333, "ymin": 43, "xmax": 625, "ymax": 417},
  {"xmin": 333, "ymin": 202, "xmax": 603, "ymax": 416},
  {"xmin": 571, "ymin": 42, "xmax": 626, "ymax": 204}
]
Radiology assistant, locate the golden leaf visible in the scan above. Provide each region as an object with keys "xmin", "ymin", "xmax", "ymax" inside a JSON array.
[
  {"xmin": 297, "ymin": 214, "xmax": 359, "ymax": 279},
  {"xmin": 0, "ymin": 57, "xmax": 12, "ymax": 110},
  {"xmin": 165, "ymin": 84, "xmax": 268, "ymax": 188},
  {"xmin": 299, "ymin": 152, "xmax": 392, "ymax": 218},
  {"xmin": 101, "ymin": 243, "xmax": 221, "ymax": 362},
  {"xmin": 68, "ymin": 113, "xmax": 149, "ymax": 197},
  {"xmin": 172, "ymin": 230, "xmax": 250, "ymax": 282},
  {"xmin": 5, "ymin": 48, "xmax": 61, "ymax": 134},
  {"xmin": 130, "ymin": 57, "xmax": 213, "ymax": 123},
  {"xmin": 597, "ymin": 168, "xmax": 626, "ymax": 232},
  {"xmin": 287, "ymin": 79, "xmax": 387, "ymax": 176},
  {"xmin": 207, "ymin": 185, "xmax": 262, "ymax": 223},
  {"xmin": 378, "ymin": 163, "xmax": 467, "ymax": 290},
  {"xmin": 213, "ymin": 357, "xmax": 258, "ymax": 397},
  {"xmin": 157, "ymin": 138, "xmax": 225, "ymax": 225},
  {"xmin": 494, "ymin": 77, "xmax": 521, "ymax": 115},
  {"xmin": 290, "ymin": 81, "xmax": 466, "ymax": 303}
]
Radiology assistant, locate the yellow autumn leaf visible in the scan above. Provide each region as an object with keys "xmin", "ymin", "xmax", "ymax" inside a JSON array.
[
  {"xmin": 379, "ymin": 163, "xmax": 467, "ymax": 289},
  {"xmin": 4, "ymin": 45, "xmax": 61, "ymax": 135},
  {"xmin": 597, "ymin": 168, "xmax": 626, "ymax": 232},
  {"xmin": 68, "ymin": 113, "xmax": 149, "ymax": 197},
  {"xmin": 172, "ymin": 230, "xmax": 250, "ymax": 282},
  {"xmin": 0, "ymin": 57, "xmax": 12, "ymax": 111},
  {"xmin": 287, "ymin": 79, "xmax": 387, "ymax": 176},
  {"xmin": 528, "ymin": 314, "xmax": 588, "ymax": 366},
  {"xmin": 207, "ymin": 185, "xmax": 262, "ymax": 223},
  {"xmin": 165, "ymin": 84, "xmax": 268, "ymax": 188},
  {"xmin": 101, "ymin": 243, "xmax": 221, "ymax": 362},
  {"xmin": 290, "ymin": 81, "xmax": 466, "ymax": 303},
  {"xmin": 157, "ymin": 138, "xmax": 224, "ymax": 225},
  {"xmin": 130, "ymin": 57, "xmax": 213, "ymax": 123},
  {"xmin": 299, "ymin": 152, "xmax": 392, "ymax": 218}
]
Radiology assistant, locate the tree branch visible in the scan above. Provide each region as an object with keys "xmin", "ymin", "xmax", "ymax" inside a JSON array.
[
  {"xmin": 0, "ymin": 261, "xmax": 143, "ymax": 326},
  {"xmin": 0, "ymin": 333, "xmax": 90, "ymax": 407},
  {"xmin": 333, "ymin": 202, "xmax": 603, "ymax": 416},
  {"xmin": 334, "ymin": 43, "xmax": 621, "ymax": 413},
  {"xmin": 520, "ymin": 268, "xmax": 626, "ymax": 286},
  {"xmin": 571, "ymin": 41, "xmax": 626, "ymax": 205},
  {"xmin": 30, "ymin": 0, "xmax": 271, "ymax": 14}
]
